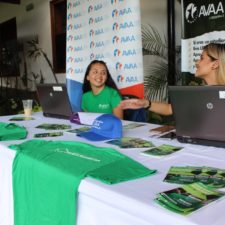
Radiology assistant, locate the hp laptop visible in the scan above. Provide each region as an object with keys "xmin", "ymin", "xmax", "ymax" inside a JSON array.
[
  {"xmin": 36, "ymin": 83, "xmax": 74, "ymax": 119},
  {"xmin": 169, "ymin": 86, "xmax": 225, "ymax": 148}
]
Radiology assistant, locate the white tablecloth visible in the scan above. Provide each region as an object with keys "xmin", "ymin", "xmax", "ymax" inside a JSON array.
[{"xmin": 1, "ymin": 113, "xmax": 225, "ymax": 225}]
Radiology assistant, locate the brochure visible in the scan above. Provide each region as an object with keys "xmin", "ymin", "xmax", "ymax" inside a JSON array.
[
  {"xmin": 155, "ymin": 182, "xmax": 225, "ymax": 215},
  {"xmin": 66, "ymin": 126, "xmax": 90, "ymax": 134},
  {"xmin": 141, "ymin": 144, "xmax": 183, "ymax": 157},
  {"xmin": 123, "ymin": 123, "xmax": 145, "ymax": 130},
  {"xmin": 34, "ymin": 132, "xmax": 64, "ymax": 138},
  {"xmin": 106, "ymin": 137, "xmax": 155, "ymax": 148},
  {"xmin": 164, "ymin": 166, "xmax": 225, "ymax": 188},
  {"xmin": 35, "ymin": 123, "xmax": 71, "ymax": 130},
  {"xmin": 9, "ymin": 117, "xmax": 35, "ymax": 121}
]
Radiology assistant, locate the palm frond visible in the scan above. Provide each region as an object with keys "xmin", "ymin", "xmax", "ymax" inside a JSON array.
[
  {"xmin": 26, "ymin": 38, "xmax": 58, "ymax": 83},
  {"xmin": 142, "ymin": 24, "xmax": 167, "ymax": 59},
  {"xmin": 144, "ymin": 60, "xmax": 168, "ymax": 101},
  {"xmin": 142, "ymin": 24, "xmax": 181, "ymax": 102}
]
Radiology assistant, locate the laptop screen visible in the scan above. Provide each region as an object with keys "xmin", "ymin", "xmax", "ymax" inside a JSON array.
[
  {"xmin": 36, "ymin": 83, "xmax": 74, "ymax": 119},
  {"xmin": 169, "ymin": 86, "xmax": 225, "ymax": 147}
]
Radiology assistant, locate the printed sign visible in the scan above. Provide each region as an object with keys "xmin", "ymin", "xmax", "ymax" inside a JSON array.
[{"xmin": 66, "ymin": 0, "xmax": 144, "ymax": 111}]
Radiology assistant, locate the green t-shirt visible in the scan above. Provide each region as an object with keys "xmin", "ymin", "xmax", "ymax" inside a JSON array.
[
  {"xmin": 10, "ymin": 140, "xmax": 156, "ymax": 225},
  {"xmin": 82, "ymin": 85, "xmax": 121, "ymax": 113},
  {"xmin": 0, "ymin": 122, "xmax": 27, "ymax": 141}
]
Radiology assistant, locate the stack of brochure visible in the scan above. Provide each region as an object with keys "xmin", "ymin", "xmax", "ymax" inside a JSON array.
[
  {"xmin": 34, "ymin": 123, "xmax": 72, "ymax": 138},
  {"xmin": 155, "ymin": 183, "xmax": 224, "ymax": 215},
  {"xmin": 164, "ymin": 166, "xmax": 225, "ymax": 189}
]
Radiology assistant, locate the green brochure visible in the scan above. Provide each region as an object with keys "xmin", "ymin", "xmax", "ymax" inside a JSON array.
[
  {"xmin": 36, "ymin": 123, "xmax": 71, "ymax": 130},
  {"xmin": 123, "ymin": 123, "xmax": 145, "ymax": 130},
  {"xmin": 155, "ymin": 183, "xmax": 225, "ymax": 215},
  {"xmin": 34, "ymin": 132, "xmax": 64, "ymax": 138},
  {"xmin": 9, "ymin": 117, "xmax": 35, "ymax": 121},
  {"xmin": 164, "ymin": 166, "xmax": 225, "ymax": 188},
  {"xmin": 106, "ymin": 137, "xmax": 155, "ymax": 148},
  {"xmin": 141, "ymin": 144, "xmax": 183, "ymax": 157},
  {"xmin": 66, "ymin": 126, "xmax": 90, "ymax": 134}
]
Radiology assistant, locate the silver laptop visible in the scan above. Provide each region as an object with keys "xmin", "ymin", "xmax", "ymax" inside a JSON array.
[
  {"xmin": 36, "ymin": 83, "xmax": 74, "ymax": 119},
  {"xmin": 169, "ymin": 85, "xmax": 225, "ymax": 148}
]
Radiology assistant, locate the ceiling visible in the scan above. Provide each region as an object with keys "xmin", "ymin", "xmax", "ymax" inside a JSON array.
[{"xmin": 0, "ymin": 0, "xmax": 20, "ymax": 4}]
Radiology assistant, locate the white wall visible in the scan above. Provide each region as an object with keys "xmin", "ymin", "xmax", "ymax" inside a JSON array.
[
  {"xmin": 140, "ymin": 0, "xmax": 181, "ymax": 66},
  {"xmin": 141, "ymin": 0, "xmax": 181, "ymax": 49},
  {"xmin": 140, "ymin": 0, "xmax": 167, "ymax": 85},
  {"xmin": 141, "ymin": 0, "xmax": 167, "ymax": 36}
]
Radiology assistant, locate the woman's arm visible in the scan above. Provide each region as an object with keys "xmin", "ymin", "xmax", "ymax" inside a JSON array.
[
  {"xmin": 119, "ymin": 99, "xmax": 172, "ymax": 116},
  {"xmin": 150, "ymin": 102, "xmax": 172, "ymax": 115}
]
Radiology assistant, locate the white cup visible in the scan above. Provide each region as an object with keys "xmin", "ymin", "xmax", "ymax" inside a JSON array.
[{"xmin": 22, "ymin": 99, "xmax": 33, "ymax": 117}]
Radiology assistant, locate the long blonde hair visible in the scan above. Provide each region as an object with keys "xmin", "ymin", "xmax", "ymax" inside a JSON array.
[{"xmin": 203, "ymin": 43, "xmax": 225, "ymax": 85}]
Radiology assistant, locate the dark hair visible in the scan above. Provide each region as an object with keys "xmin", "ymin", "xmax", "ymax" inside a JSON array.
[{"xmin": 82, "ymin": 60, "xmax": 120, "ymax": 93}]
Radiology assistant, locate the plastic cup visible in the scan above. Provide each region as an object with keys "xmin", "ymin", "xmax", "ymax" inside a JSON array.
[{"xmin": 22, "ymin": 99, "xmax": 33, "ymax": 117}]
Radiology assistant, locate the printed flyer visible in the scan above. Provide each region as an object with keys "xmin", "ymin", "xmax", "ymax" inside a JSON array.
[
  {"xmin": 66, "ymin": 126, "xmax": 90, "ymax": 134},
  {"xmin": 9, "ymin": 117, "xmax": 35, "ymax": 121},
  {"xmin": 36, "ymin": 123, "xmax": 71, "ymax": 130},
  {"xmin": 155, "ymin": 183, "xmax": 225, "ymax": 215},
  {"xmin": 34, "ymin": 132, "xmax": 64, "ymax": 138},
  {"xmin": 123, "ymin": 123, "xmax": 145, "ymax": 130},
  {"xmin": 107, "ymin": 137, "xmax": 154, "ymax": 148},
  {"xmin": 141, "ymin": 144, "xmax": 183, "ymax": 157},
  {"xmin": 164, "ymin": 166, "xmax": 225, "ymax": 188}
]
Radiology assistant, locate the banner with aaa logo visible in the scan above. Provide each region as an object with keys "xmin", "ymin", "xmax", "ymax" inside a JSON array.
[
  {"xmin": 66, "ymin": 0, "xmax": 144, "ymax": 111},
  {"xmin": 182, "ymin": 0, "xmax": 225, "ymax": 84}
]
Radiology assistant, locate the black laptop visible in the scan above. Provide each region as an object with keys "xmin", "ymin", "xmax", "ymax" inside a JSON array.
[
  {"xmin": 36, "ymin": 83, "xmax": 74, "ymax": 119},
  {"xmin": 169, "ymin": 85, "xmax": 225, "ymax": 148}
]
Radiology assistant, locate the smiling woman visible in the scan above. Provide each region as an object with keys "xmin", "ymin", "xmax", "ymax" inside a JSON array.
[{"xmin": 81, "ymin": 60, "xmax": 123, "ymax": 119}]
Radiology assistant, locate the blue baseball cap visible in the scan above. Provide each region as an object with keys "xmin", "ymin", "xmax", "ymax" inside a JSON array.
[{"xmin": 77, "ymin": 114, "xmax": 122, "ymax": 141}]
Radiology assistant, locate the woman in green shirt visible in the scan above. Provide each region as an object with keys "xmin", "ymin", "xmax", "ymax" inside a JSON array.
[{"xmin": 82, "ymin": 60, "xmax": 123, "ymax": 119}]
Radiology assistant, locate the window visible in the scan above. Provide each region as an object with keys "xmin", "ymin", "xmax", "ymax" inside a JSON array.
[
  {"xmin": 0, "ymin": 17, "xmax": 20, "ymax": 77},
  {"xmin": 50, "ymin": 0, "xmax": 67, "ymax": 73}
]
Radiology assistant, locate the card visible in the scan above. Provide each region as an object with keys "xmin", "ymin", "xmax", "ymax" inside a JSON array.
[
  {"xmin": 36, "ymin": 123, "xmax": 71, "ymax": 130},
  {"xmin": 34, "ymin": 132, "xmax": 63, "ymax": 138},
  {"xmin": 107, "ymin": 137, "xmax": 155, "ymax": 148},
  {"xmin": 141, "ymin": 144, "xmax": 182, "ymax": 157},
  {"xmin": 123, "ymin": 123, "xmax": 145, "ymax": 130},
  {"xmin": 66, "ymin": 127, "xmax": 90, "ymax": 134},
  {"xmin": 9, "ymin": 117, "xmax": 35, "ymax": 121}
]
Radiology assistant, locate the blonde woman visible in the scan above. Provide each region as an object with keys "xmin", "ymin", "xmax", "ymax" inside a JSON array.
[{"xmin": 120, "ymin": 43, "xmax": 225, "ymax": 115}]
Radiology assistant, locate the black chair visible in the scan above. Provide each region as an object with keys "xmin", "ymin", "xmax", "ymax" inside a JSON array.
[{"xmin": 122, "ymin": 94, "xmax": 148, "ymax": 122}]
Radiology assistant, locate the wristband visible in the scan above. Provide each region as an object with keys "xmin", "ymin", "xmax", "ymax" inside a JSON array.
[{"xmin": 145, "ymin": 100, "xmax": 151, "ymax": 109}]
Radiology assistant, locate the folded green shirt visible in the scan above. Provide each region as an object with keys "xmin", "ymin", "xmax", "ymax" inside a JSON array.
[
  {"xmin": 0, "ymin": 122, "xmax": 27, "ymax": 141},
  {"xmin": 10, "ymin": 140, "xmax": 156, "ymax": 225}
]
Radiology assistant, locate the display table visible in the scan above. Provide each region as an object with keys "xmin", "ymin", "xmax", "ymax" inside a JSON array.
[{"xmin": 1, "ymin": 113, "xmax": 225, "ymax": 225}]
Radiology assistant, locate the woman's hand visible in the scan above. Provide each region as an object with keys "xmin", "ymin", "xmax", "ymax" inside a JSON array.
[{"xmin": 119, "ymin": 99, "xmax": 149, "ymax": 109}]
